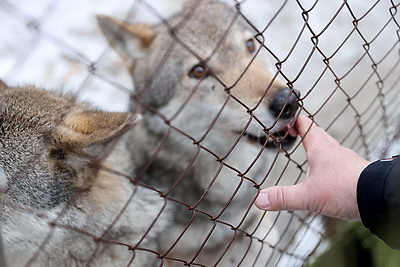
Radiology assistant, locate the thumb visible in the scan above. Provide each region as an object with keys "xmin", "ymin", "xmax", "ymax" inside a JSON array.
[{"xmin": 255, "ymin": 184, "xmax": 309, "ymax": 211}]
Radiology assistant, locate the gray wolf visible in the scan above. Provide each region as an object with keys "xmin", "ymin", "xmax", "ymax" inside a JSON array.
[
  {"xmin": 0, "ymin": 81, "xmax": 168, "ymax": 266},
  {"xmin": 97, "ymin": 0, "xmax": 300, "ymax": 265}
]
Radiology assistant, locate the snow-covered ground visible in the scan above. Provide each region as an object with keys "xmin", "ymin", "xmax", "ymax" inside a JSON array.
[{"xmin": 1, "ymin": 0, "xmax": 399, "ymax": 265}]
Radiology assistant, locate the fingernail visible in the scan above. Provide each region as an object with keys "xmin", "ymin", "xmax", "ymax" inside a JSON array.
[{"xmin": 255, "ymin": 191, "xmax": 271, "ymax": 210}]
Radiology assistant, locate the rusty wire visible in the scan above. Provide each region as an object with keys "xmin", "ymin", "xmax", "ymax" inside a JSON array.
[{"xmin": 0, "ymin": 0, "xmax": 400, "ymax": 266}]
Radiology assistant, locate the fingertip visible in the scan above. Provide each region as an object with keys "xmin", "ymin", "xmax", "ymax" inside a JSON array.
[
  {"xmin": 296, "ymin": 115, "xmax": 312, "ymax": 124},
  {"xmin": 295, "ymin": 115, "xmax": 314, "ymax": 138},
  {"xmin": 257, "ymin": 184, "xmax": 311, "ymax": 212},
  {"xmin": 255, "ymin": 189, "xmax": 271, "ymax": 210}
]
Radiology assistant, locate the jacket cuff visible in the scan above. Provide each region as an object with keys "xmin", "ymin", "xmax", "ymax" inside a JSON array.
[{"xmin": 357, "ymin": 156, "xmax": 400, "ymax": 249}]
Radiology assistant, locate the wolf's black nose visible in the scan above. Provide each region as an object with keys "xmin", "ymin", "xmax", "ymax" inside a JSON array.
[{"xmin": 269, "ymin": 88, "xmax": 300, "ymax": 119}]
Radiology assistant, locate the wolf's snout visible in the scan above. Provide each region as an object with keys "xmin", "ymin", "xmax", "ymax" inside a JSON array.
[{"xmin": 269, "ymin": 88, "xmax": 300, "ymax": 120}]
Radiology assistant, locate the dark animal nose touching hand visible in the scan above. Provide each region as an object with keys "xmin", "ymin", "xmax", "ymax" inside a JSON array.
[{"xmin": 269, "ymin": 87, "xmax": 300, "ymax": 120}]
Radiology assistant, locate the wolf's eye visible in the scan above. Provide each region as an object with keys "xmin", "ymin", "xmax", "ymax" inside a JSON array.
[
  {"xmin": 189, "ymin": 64, "xmax": 209, "ymax": 79},
  {"xmin": 245, "ymin": 38, "xmax": 256, "ymax": 53}
]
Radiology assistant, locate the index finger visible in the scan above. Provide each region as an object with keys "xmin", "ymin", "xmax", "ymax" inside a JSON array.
[{"xmin": 295, "ymin": 116, "xmax": 339, "ymax": 152}]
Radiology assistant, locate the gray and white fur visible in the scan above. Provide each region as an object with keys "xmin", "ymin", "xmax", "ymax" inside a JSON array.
[
  {"xmin": 97, "ymin": 0, "xmax": 300, "ymax": 265},
  {"xmin": 0, "ymin": 82, "xmax": 169, "ymax": 266}
]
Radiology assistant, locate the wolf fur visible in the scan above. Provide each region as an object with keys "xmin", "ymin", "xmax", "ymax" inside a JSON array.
[
  {"xmin": 0, "ymin": 82, "xmax": 169, "ymax": 266},
  {"xmin": 97, "ymin": 0, "xmax": 300, "ymax": 265}
]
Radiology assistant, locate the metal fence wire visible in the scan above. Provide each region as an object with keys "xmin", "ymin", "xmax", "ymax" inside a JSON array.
[{"xmin": 0, "ymin": 0, "xmax": 400, "ymax": 266}]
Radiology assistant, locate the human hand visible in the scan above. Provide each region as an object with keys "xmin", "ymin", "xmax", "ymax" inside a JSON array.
[{"xmin": 255, "ymin": 115, "xmax": 371, "ymax": 220}]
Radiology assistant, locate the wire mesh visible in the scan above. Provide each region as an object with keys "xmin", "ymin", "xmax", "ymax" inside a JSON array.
[{"xmin": 0, "ymin": 0, "xmax": 399, "ymax": 266}]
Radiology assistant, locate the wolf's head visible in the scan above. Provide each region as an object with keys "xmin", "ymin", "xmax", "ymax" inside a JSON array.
[
  {"xmin": 0, "ymin": 83, "xmax": 136, "ymax": 209},
  {"xmin": 97, "ymin": 0, "xmax": 300, "ymax": 154}
]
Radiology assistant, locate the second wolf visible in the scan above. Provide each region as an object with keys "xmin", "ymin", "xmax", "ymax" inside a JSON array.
[
  {"xmin": 98, "ymin": 0, "xmax": 300, "ymax": 265},
  {"xmin": 0, "ymin": 82, "xmax": 168, "ymax": 266}
]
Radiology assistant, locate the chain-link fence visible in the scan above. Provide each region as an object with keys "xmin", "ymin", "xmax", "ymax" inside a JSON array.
[{"xmin": 0, "ymin": 0, "xmax": 399, "ymax": 266}]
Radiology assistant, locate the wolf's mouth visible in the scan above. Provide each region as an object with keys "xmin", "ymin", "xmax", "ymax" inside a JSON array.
[{"xmin": 242, "ymin": 124, "xmax": 298, "ymax": 149}]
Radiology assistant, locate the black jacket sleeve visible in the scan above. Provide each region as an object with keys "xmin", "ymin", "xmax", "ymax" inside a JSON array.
[{"xmin": 357, "ymin": 156, "xmax": 400, "ymax": 249}]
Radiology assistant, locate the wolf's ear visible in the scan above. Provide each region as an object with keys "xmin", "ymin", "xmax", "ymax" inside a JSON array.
[
  {"xmin": 96, "ymin": 15, "xmax": 154, "ymax": 61},
  {"xmin": 55, "ymin": 111, "xmax": 140, "ymax": 148},
  {"xmin": 0, "ymin": 80, "xmax": 8, "ymax": 90}
]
